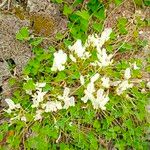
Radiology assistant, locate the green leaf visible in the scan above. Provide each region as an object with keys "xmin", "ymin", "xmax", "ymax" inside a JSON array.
[
  {"xmin": 134, "ymin": 0, "xmax": 143, "ymax": 6},
  {"xmin": 94, "ymin": 8, "xmax": 105, "ymax": 20},
  {"xmin": 63, "ymin": 5, "xmax": 73, "ymax": 16},
  {"xmin": 48, "ymin": 46, "xmax": 56, "ymax": 53},
  {"xmin": 55, "ymin": 32, "xmax": 64, "ymax": 40},
  {"xmin": 93, "ymin": 120, "xmax": 100, "ymax": 129},
  {"xmin": 92, "ymin": 22, "xmax": 103, "ymax": 32},
  {"xmin": 55, "ymin": 72, "xmax": 67, "ymax": 82},
  {"xmin": 120, "ymin": 42, "xmax": 133, "ymax": 52},
  {"xmin": 63, "ymin": 39, "xmax": 72, "ymax": 48},
  {"xmin": 23, "ymin": 79, "xmax": 35, "ymax": 91},
  {"xmin": 16, "ymin": 27, "xmax": 29, "ymax": 41},
  {"xmin": 52, "ymin": 0, "xmax": 63, "ymax": 3},
  {"xmin": 87, "ymin": 0, "xmax": 102, "ymax": 13},
  {"xmin": 76, "ymin": 10, "xmax": 90, "ymax": 20},
  {"xmin": 30, "ymin": 37, "xmax": 43, "ymax": 46},
  {"xmin": 114, "ymin": 0, "xmax": 122, "ymax": 5},
  {"xmin": 144, "ymin": 0, "xmax": 150, "ymax": 6},
  {"xmin": 73, "ymin": 0, "xmax": 84, "ymax": 7}
]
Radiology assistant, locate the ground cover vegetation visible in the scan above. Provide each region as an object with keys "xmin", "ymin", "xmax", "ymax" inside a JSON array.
[{"xmin": 0, "ymin": 0, "xmax": 150, "ymax": 149}]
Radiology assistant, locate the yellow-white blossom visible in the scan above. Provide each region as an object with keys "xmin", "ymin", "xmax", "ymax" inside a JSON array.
[
  {"xmin": 96, "ymin": 48, "xmax": 113, "ymax": 67},
  {"xmin": 31, "ymin": 90, "xmax": 47, "ymax": 108},
  {"xmin": 81, "ymin": 74, "xmax": 99, "ymax": 103},
  {"xmin": 80, "ymin": 75, "xmax": 85, "ymax": 85},
  {"xmin": 34, "ymin": 109, "xmax": 43, "ymax": 121},
  {"xmin": 68, "ymin": 39, "xmax": 85, "ymax": 58},
  {"xmin": 42, "ymin": 101, "xmax": 62, "ymax": 112},
  {"xmin": 98, "ymin": 28, "xmax": 112, "ymax": 49},
  {"xmin": 116, "ymin": 80, "xmax": 133, "ymax": 95},
  {"xmin": 85, "ymin": 28, "xmax": 112, "ymax": 50},
  {"xmin": 81, "ymin": 82, "xmax": 95, "ymax": 103},
  {"xmin": 147, "ymin": 82, "xmax": 150, "ymax": 89},
  {"xmin": 4, "ymin": 99, "xmax": 21, "ymax": 114},
  {"xmin": 58, "ymin": 87, "xmax": 75, "ymax": 109},
  {"xmin": 68, "ymin": 40, "xmax": 90, "ymax": 59},
  {"xmin": 91, "ymin": 89, "xmax": 109, "ymax": 110},
  {"xmin": 133, "ymin": 62, "xmax": 139, "ymax": 70},
  {"xmin": 20, "ymin": 116, "xmax": 27, "ymax": 122},
  {"xmin": 101, "ymin": 76, "xmax": 110, "ymax": 88},
  {"xmin": 69, "ymin": 54, "xmax": 76, "ymax": 62},
  {"xmin": 124, "ymin": 68, "xmax": 131, "ymax": 79},
  {"xmin": 35, "ymin": 82, "xmax": 46, "ymax": 90},
  {"xmin": 110, "ymin": 81, "xmax": 121, "ymax": 86},
  {"xmin": 90, "ymin": 73, "xmax": 100, "ymax": 83},
  {"xmin": 51, "ymin": 50, "xmax": 67, "ymax": 71},
  {"xmin": 85, "ymin": 34, "xmax": 99, "ymax": 48}
]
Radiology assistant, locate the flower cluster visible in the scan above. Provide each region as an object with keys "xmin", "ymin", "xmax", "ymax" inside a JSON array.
[
  {"xmin": 68, "ymin": 39, "xmax": 90, "ymax": 60},
  {"xmin": 4, "ymin": 28, "xmax": 145, "ymax": 123},
  {"xmin": 81, "ymin": 73, "xmax": 110, "ymax": 110},
  {"xmin": 26, "ymin": 81, "xmax": 75, "ymax": 120},
  {"xmin": 51, "ymin": 28, "xmax": 113, "ymax": 71},
  {"xmin": 4, "ymin": 99, "xmax": 26, "ymax": 122},
  {"xmin": 51, "ymin": 50, "xmax": 67, "ymax": 71}
]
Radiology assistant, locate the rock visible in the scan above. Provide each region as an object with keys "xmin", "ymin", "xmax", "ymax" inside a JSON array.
[{"xmin": 0, "ymin": 13, "xmax": 32, "ymax": 98}]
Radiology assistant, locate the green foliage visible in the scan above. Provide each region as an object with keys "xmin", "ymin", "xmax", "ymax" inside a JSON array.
[
  {"xmin": 114, "ymin": 0, "xmax": 123, "ymax": 5},
  {"xmin": 63, "ymin": 5, "xmax": 73, "ymax": 16},
  {"xmin": 117, "ymin": 17, "xmax": 128, "ymax": 35},
  {"xmin": 23, "ymin": 79, "xmax": 35, "ymax": 91},
  {"xmin": 144, "ymin": 0, "xmax": 150, "ymax": 6},
  {"xmin": 1, "ymin": 0, "xmax": 149, "ymax": 150},
  {"xmin": 16, "ymin": 27, "xmax": 30, "ymax": 41}
]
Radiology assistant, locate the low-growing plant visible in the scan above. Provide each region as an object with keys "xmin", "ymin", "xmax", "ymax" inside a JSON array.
[{"xmin": 0, "ymin": 0, "xmax": 150, "ymax": 150}]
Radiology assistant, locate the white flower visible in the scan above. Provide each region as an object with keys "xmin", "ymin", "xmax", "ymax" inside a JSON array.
[
  {"xmin": 147, "ymin": 82, "xmax": 150, "ymax": 89},
  {"xmin": 58, "ymin": 87, "xmax": 75, "ymax": 109},
  {"xmin": 91, "ymin": 89, "xmax": 109, "ymax": 110},
  {"xmin": 85, "ymin": 28, "xmax": 112, "ymax": 50},
  {"xmin": 10, "ymin": 116, "xmax": 20, "ymax": 121},
  {"xmin": 21, "ymin": 116, "xmax": 27, "ymax": 122},
  {"xmin": 124, "ymin": 68, "xmax": 131, "ymax": 79},
  {"xmin": 85, "ymin": 34, "xmax": 99, "ymax": 48},
  {"xmin": 32, "ymin": 90, "xmax": 47, "ymax": 108},
  {"xmin": 116, "ymin": 80, "xmax": 133, "ymax": 95},
  {"xmin": 81, "ymin": 82, "xmax": 95, "ymax": 103},
  {"xmin": 81, "ymin": 73, "xmax": 99, "ymax": 103},
  {"xmin": 5, "ymin": 99, "xmax": 20, "ymax": 110},
  {"xmin": 25, "ymin": 90, "xmax": 32, "ymax": 95},
  {"xmin": 101, "ymin": 77, "xmax": 110, "ymax": 88},
  {"xmin": 86, "ymin": 82, "xmax": 95, "ymax": 93},
  {"xmin": 97, "ymin": 48, "xmax": 113, "ymax": 67},
  {"xmin": 35, "ymin": 82, "xmax": 46, "ymax": 89},
  {"xmin": 83, "ymin": 52, "xmax": 91, "ymax": 59},
  {"xmin": 141, "ymin": 88, "xmax": 146, "ymax": 93},
  {"xmin": 51, "ymin": 50, "xmax": 67, "ymax": 71},
  {"xmin": 69, "ymin": 122, "xmax": 73, "ymax": 126},
  {"xmin": 80, "ymin": 75, "xmax": 85, "ymax": 85},
  {"xmin": 90, "ymin": 73, "xmax": 100, "ymax": 83},
  {"xmin": 24, "ymin": 76, "xmax": 32, "ymax": 81},
  {"xmin": 81, "ymin": 81, "xmax": 96, "ymax": 103},
  {"xmin": 69, "ymin": 54, "xmax": 76, "ymax": 62},
  {"xmin": 5, "ymin": 99, "xmax": 21, "ymax": 114},
  {"xmin": 133, "ymin": 62, "xmax": 139, "ymax": 70},
  {"xmin": 81, "ymin": 95, "xmax": 89, "ymax": 103},
  {"xmin": 63, "ymin": 97, "xmax": 75, "ymax": 109},
  {"xmin": 110, "ymin": 81, "xmax": 121, "ymax": 86},
  {"xmin": 90, "ymin": 62, "xmax": 98, "ymax": 66},
  {"xmin": 99, "ymin": 28, "xmax": 112, "ymax": 48},
  {"xmin": 42, "ymin": 101, "xmax": 62, "ymax": 112},
  {"xmin": 34, "ymin": 110, "xmax": 43, "ymax": 121},
  {"xmin": 68, "ymin": 39, "xmax": 85, "ymax": 58}
]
